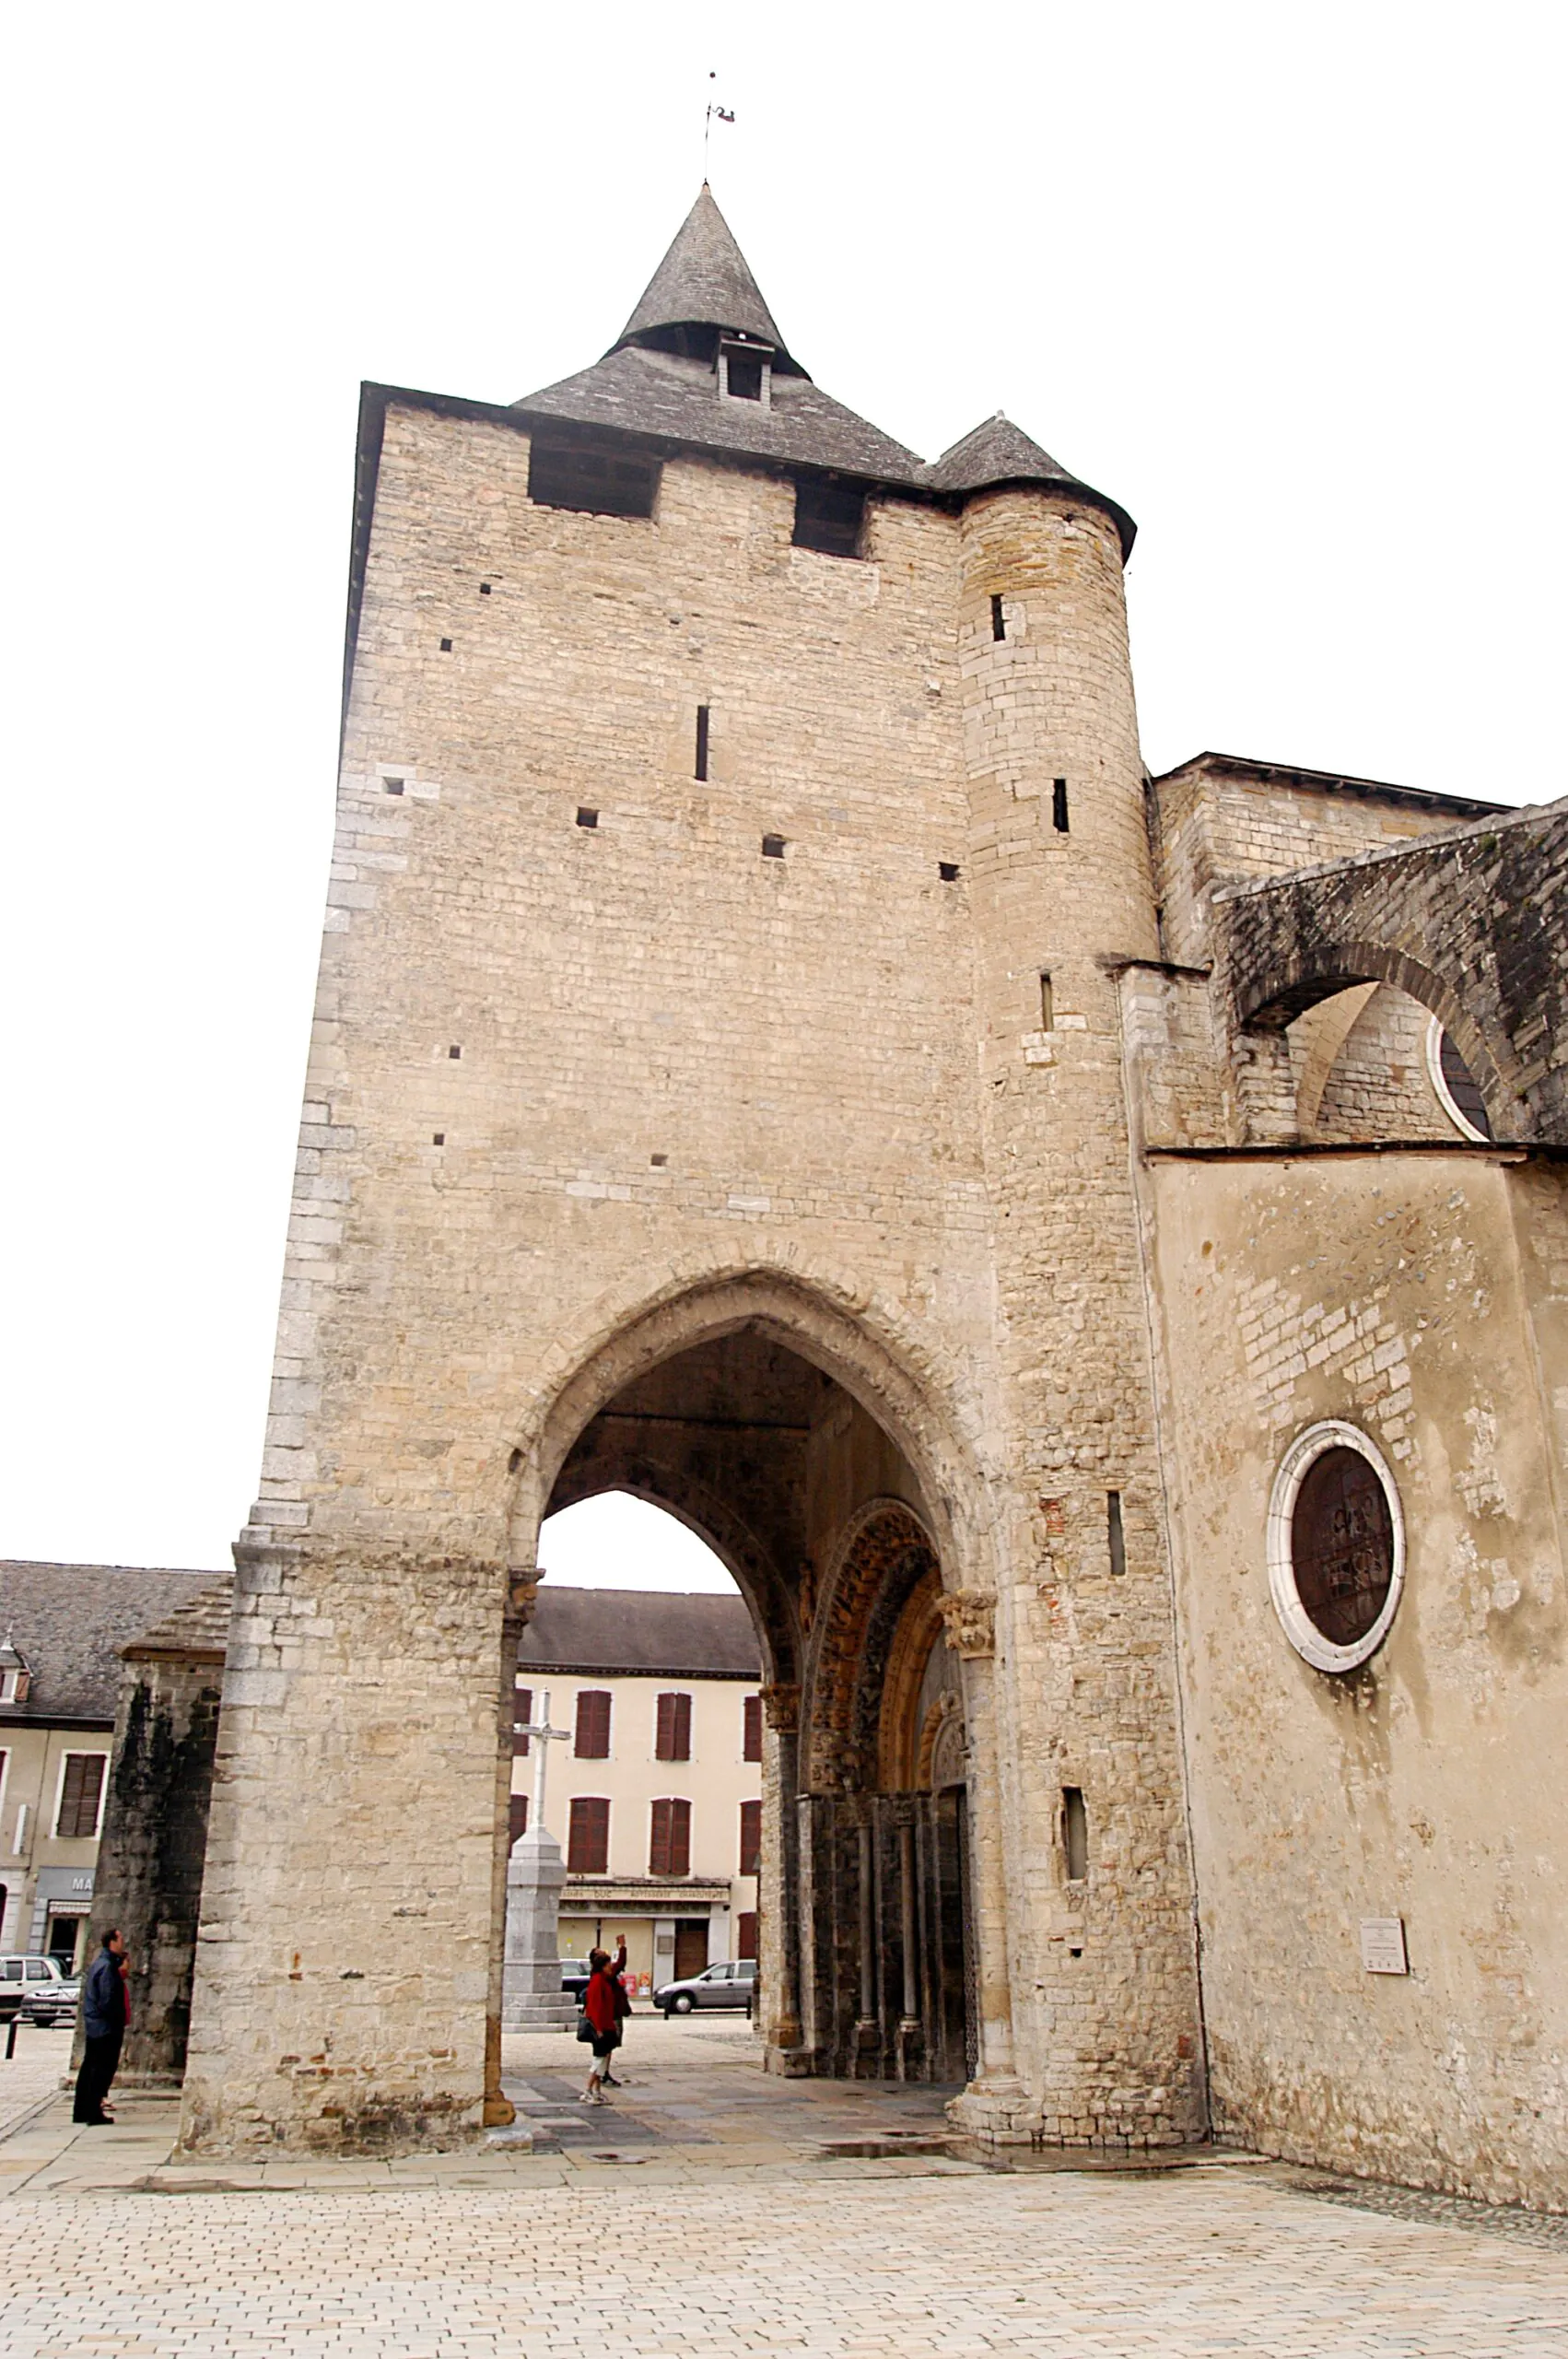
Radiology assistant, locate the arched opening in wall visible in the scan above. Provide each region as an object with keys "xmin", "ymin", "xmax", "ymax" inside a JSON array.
[
  {"xmin": 508, "ymin": 1320, "xmax": 977, "ymax": 2084},
  {"xmin": 1287, "ymin": 982, "xmax": 1492, "ymax": 1144},
  {"xmin": 510, "ymin": 1494, "xmax": 760, "ymax": 2006}
]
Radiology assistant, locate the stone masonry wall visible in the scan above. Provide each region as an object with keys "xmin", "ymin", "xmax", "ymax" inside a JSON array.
[
  {"xmin": 183, "ymin": 399, "xmax": 1204, "ymax": 2152},
  {"xmin": 1147, "ymin": 1148, "xmax": 1568, "ymax": 2209},
  {"xmin": 1213, "ymin": 797, "xmax": 1568, "ymax": 1143},
  {"xmin": 951, "ymin": 487, "xmax": 1203, "ymax": 2145},
  {"xmin": 91, "ymin": 1647, "xmax": 225, "ymax": 2083}
]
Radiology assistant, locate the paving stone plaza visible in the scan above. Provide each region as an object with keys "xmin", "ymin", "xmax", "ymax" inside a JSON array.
[{"xmin": 3, "ymin": 2020, "xmax": 1564, "ymax": 2355}]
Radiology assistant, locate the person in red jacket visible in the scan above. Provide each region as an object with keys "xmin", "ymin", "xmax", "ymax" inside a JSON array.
[
  {"xmin": 601, "ymin": 1939, "xmax": 633, "ymax": 2088},
  {"xmin": 579, "ymin": 1943, "xmax": 625, "ymax": 2105}
]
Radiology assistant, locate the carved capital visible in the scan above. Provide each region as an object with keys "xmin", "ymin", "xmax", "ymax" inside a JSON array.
[
  {"xmin": 760, "ymin": 1682, "xmax": 802, "ymax": 1733},
  {"xmin": 937, "ymin": 1587, "xmax": 996, "ymax": 1659}
]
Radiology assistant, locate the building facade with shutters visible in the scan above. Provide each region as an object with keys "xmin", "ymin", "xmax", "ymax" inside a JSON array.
[
  {"xmin": 513, "ymin": 1588, "xmax": 762, "ymax": 1991},
  {"xmin": 0, "ymin": 1563, "xmax": 216, "ymax": 1970}
]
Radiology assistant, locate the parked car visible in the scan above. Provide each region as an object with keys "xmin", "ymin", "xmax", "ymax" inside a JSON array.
[
  {"xmin": 0, "ymin": 1954, "xmax": 80, "ymax": 2027},
  {"xmin": 653, "ymin": 1959, "xmax": 756, "ymax": 2015},
  {"xmin": 560, "ymin": 1964, "xmax": 592, "ymax": 2001}
]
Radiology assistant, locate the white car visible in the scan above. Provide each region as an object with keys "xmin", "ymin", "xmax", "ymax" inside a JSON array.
[
  {"xmin": 0, "ymin": 1954, "xmax": 80, "ymax": 2026},
  {"xmin": 653, "ymin": 1959, "xmax": 757, "ymax": 2015}
]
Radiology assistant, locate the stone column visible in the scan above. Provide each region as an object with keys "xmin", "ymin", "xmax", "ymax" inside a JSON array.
[
  {"xmin": 500, "ymin": 1828, "xmax": 573, "ymax": 2030},
  {"xmin": 758, "ymin": 1683, "xmax": 807, "ymax": 2071},
  {"xmin": 936, "ymin": 1589, "xmax": 1026, "ymax": 2129}
]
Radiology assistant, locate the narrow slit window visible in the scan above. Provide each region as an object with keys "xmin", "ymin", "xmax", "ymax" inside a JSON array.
[
  {"xmin": 939, "ymin": 861, "xmax": 960, "ymax": 883},
  {"xmin": 990, "ymin": 593, "xmax": 1006, "ymax": 642},
  {"xmin": 762, "ymin": 834, "xmax": 786, "ymax": 860},
  {"xmin": 1062, "ymin": 1787, "xmax": 1088, "ymax": 1882},
  {"xmin": 1039, "ymin": 972, "xmax": 1054, "ymax": 1030},
  {"xmin": 1107, "ymin": 1491, "xmax": 1126, "ymax": 1578},
  {"xmin": 1052, "ymin": 779, "xmax": 1070, "ymax": 833},
  {"xmin": 695, "ymin": 705, "xmax": 709, "ymax": 780},
  {"xmin": 576, "ymin": 807, "xmax": 599, "ymax": 829},
  {"xmin": 439, "ymin": 638, "xmax": 453, "ymax": 652}
]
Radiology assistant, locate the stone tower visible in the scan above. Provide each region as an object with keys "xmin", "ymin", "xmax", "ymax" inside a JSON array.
[{"xmin": 181, "ymin": 187, "xmax": 1204, "ymax": 2154}]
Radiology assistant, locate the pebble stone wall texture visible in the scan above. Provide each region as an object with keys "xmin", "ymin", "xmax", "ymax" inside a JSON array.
[{"xmin": 181, "ymin": 397, "xmax": 1203, "ymax": 2157}]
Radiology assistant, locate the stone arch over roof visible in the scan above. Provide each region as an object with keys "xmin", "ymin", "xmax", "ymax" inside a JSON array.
[
  {"xmin": 1230, "ymin": 936, "xmax": 1511, "ymax": 1137},
  {"xmin": 1213, "ymin": 796, "xmax": 1568, "ymax": 1143}
]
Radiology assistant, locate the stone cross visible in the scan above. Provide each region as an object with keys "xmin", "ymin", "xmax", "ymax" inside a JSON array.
[{"xmin": 515, "ymin": 1686, "xmax": 571, "ymax": 1837}]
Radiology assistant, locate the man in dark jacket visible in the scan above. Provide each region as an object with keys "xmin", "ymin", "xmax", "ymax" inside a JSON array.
[{"xmin": 72, "ymin": 1929, "xmax": 127, "ymax": 2126}]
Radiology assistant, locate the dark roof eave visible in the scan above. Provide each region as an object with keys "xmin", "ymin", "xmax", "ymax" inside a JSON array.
[
  {"xmin": 1152, "ymin": 750, "xmax": 1507, "ymax": 820},
  {"xmin": 0, "ymin": 1712, "xmax": 115, "ymax": 1732}
]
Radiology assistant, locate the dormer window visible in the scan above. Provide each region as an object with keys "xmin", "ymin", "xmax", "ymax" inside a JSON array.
[
  {"xmin": 0, "ymin": 1637, "xmax": 30, "ymax": 1708},
  {"xmin": 719, "ymin": 337, "xmax": 771, "ymax": 407}
]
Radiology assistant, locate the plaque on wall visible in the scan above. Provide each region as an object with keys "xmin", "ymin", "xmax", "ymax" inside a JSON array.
[{"xmin": 1359, "ymin": 1917, "xmax": 1409, "ymax": 1974}]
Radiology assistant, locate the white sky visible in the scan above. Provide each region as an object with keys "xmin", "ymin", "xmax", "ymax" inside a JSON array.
[{"xmin": 2, "ymin": 2, "xmax": 1562, "ymax": 1578}]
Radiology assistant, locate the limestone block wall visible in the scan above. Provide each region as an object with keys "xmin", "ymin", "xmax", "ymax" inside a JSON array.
[
  {"xmin": 1151, "ymin": 762, "xmax": 1488, "ymax": 968},
  {"xmin": 952, "ymin": 487, "xmax": 1203, "ymax": 2145},
  {"xmin": 184, "ymin": 406, "xmax": 1018, "ymax": 2152},
  {"xmin": 1291, "ymin": 984, "xmax": 1460, "ymax": 1143},
  {"xmin": 180, "ymin": 387, "xmax": 1215, "ymax": 2152},
  {"xmin": 1146, "ymin": 1146, "xmax": 1568, "ymax": 2210}
]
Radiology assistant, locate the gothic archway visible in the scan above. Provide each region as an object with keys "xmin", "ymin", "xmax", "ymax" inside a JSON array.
[{"xmin": 507, "ymin": 1288, "xmax": 988, "ymax": 2085}]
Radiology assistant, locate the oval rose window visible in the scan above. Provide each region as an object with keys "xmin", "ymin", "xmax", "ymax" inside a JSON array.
[{"xmin": 1267, "ymin": 1423, "xmax": 1405, "ymax": 1672}]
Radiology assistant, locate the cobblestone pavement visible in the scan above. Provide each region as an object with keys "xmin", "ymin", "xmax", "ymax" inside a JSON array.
[
  {"xmin": 1, "ymin": 2020, "xmax": 1563, "ymax": 2356},
  {"xmin": 0, "ymin": 2027, "xmax": 73, "ymax": 2141}
]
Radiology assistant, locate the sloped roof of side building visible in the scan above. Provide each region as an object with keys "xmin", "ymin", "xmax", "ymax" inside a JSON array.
[{"xmin": 0, "ymin": 1562, "xmax": 227, "ymax": 1724}]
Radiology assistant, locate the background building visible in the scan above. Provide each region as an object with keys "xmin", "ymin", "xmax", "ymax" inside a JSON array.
[
  {"xmin": 0, "ymin": 1563, "xmax": 214, "ymax": 1966},
  {"xmin": 514, "ymin": 1588, "xmax": 761, "ymax": 1991}
]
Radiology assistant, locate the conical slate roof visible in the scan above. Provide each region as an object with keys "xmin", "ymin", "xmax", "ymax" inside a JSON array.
[
  {"xmin": 511, "ymin": 194, "xmax": 1133, "ymax": 546},
  {"xmin": 922, "ymin": 413, "xmax": 1076, "ymax": 494},
  {"xmin": 922, "ymin": 413, "xmax": 1136, "ymax": 555},
  {"xmin": 615, "ymin": 183, "xmax": 796, "ymax": 369}
]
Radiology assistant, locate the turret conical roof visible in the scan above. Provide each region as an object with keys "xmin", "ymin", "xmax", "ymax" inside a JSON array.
[
  {"xmin": 922, "ymin": 413, "xmax": 1136, "ymax": 556},
  {"xmin": 614, "ymin": 183, "xmax": 799, "ymax": 371}
]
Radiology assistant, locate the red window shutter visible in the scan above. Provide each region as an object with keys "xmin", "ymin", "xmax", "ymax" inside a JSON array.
[
  {"xmin": 743, "ymin": 1695, "xmax": 762, "ymax": 1762},
  {"xmin": 513, "ymin": 1687, "xmax": 532, "ymax": 1756},
  {"xmin": 649, "ymin": 1799, "xmax": 691, "ymax": 1876},
  {"xmin": 739, "ymin": 1799, "xmax": 762, "ymax": 1877},
  {"xmin": 59, "ymin": 1755, "xmax": 105, "ymax": 1840},
  {"xmin": 737, "ymin": 1910, "xmax": 758, "ymax": 1962},
  {"xmin": 568, "ymin": 1796, "xmax": 609, "ymax": 1873},
  {"xmin": 575, "ymin": 1690, "xmax": 611, "ymax": 1759},
  {"xmin": 656, "ymin": 1692, "xmax": 692, "ymax": 1762},
  {"xmin": 508, "ymin": 1793, "xmax": 529, "ymax": 1848}
]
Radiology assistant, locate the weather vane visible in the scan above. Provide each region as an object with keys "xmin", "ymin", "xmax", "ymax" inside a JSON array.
[{"xmin": 704, "ymin": 69, "xmax": 735, "ymax": 174}]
